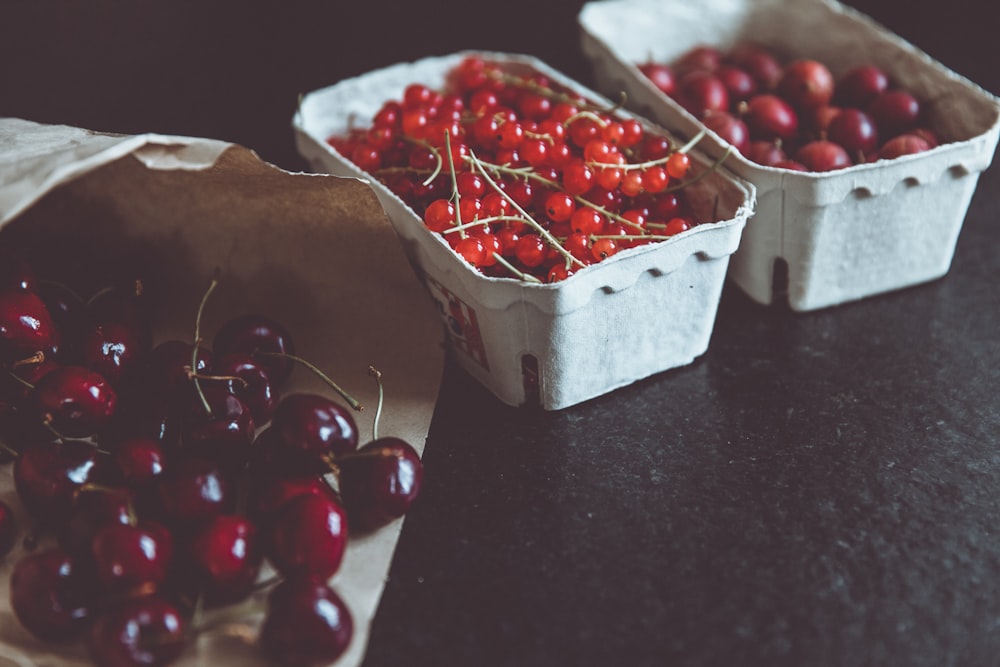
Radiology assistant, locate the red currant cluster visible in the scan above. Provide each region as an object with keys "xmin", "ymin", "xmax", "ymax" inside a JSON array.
[
  {"xmin": 0, "ymin": 251, "xmax": 422, "ymax": 667},
  {"xmin": 328, "ymin": 56, "xmax": 727, "ymax": 284},
  {"xmin": 639, "ymin": 43, "xmax": 938, "ymax": 171}
]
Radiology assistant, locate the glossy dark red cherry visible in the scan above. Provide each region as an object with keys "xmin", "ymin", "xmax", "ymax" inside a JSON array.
[
  {"xmin": 795, "ymin": 140, "xmax": 852, "ymax": 172},
  {"xmin": 154, "ymin": 456, "xmax": 234, "ymax": 530},
  {"xmin": 213, "ymin": 313, "xmax": 295, "ymax": 386},
  {"xmin": 76, "ymin": 319, "xmax": 149, "ymax": 388},
  {"xmin": 10, "ymin": 548, "xmax": 95, "ymax": 642},
  {"xmin": 57, "ymin": 485, "xmax": 134, "ymax": 558},
  {"xmin": 265, "ymin": 492, "xmax": 348, "ymax": 580},
  {"xmin": 745, "ymin": 140, "xmax": 787, "ymax": 167},
  {"xmin": 91, "ymin": 521, "xmax": 173, "ymax": 591},
  {"xmin": 743, "ymin": 94, "xmax": 799, "ymax": 141},
  {"xmin": 777, "ymin": 59, "xmax": 834, "ymax": 110},
  {"xmin": 144, "ymin": 339, "xmax": 212, "ymax": 405},
  {"xmin": 268, "ymin": 393, "xmax": 359, "ymax": 473},
  {"xmin": 88, "ymin": 595, "xmax": 187, "ymax": 667},
  {"xmin": 259, "ymin": 574, "xmax": 353, "ymax": 667},
  {"xmin": 727, "ymin": 42, "xmax": 782, "ymax": 90},
  {"xmin": 211, "ymin": 352, "xmax": 278, "ymax": 426},
  {"xmin": 0, "ymin": 287, "xmax": 60, "ymax": 365},
  {"xmin": 835, "ymin": 64, "xmax": 889, "ymax": 109},
  {"xmin": 86, "ymin": 278, "xmax": 154, "ymax": 351},
  {"xmin": 677, "ymin": 69, "xmax": 729, "ymax": 118},
  {"xmin": 248, "ymin": 469, "xmax": 337, "ymax": 521},
  {"xmin": 187, "ymin": 513, "xmax": 262, "ymax": 605},
  {"xmin": 868, "ymin": 90, "xmax": 921, "ymax": 138},
  {"xmin": 701, "ymin": 110, "xmax": 749, "ymax": 154},
  {"xmin": 29, "ymin": 364, "xmax": 118, "ymax": 438},
  {"xmin": 180, "ymin": 382, "xmax": 256, "ymax": 470},
  {"xmin": 638, "ymin": 61, "xmax": 675, "ymax": 96},
  {"xmin": 14, "ymin": 439, "xmax": 107, "ymax": 520},
  {"xmin": 338, "ymin": 437, "xmax": 424, "ymax": 532},
  {"xmin": 828, "ymin": 108, "xmax": 879, "ymax": 157},
  {"xmin": 0, "ymin": 498, "xmax": 17, "ymax": 556},
  {"xmin": 878, "ymin": 133, "xmax": 931, "ymax": 159}
]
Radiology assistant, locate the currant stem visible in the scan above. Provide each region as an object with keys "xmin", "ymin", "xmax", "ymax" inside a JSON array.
[
  {"xmin": 192, "ymin": 271, "xmax": 221, "ymax": 415},
  {"xmin": 255, "ymin": 351, "xmax": 363, "ymax": 412},
  {"xmin": 467, "ymin": 150, "xmax": 587, "ymax": 269},
  {"xmin": 662, "ymin": 144, "xmax": 733, "ymax": 194},
  {"xmin": 443, "ymin": 129, "xmax": 464, "ymax": 238},
  {"xmin": 368, "ymin": 365, "xmax": 384, "ymax": 441},
  {"xmin": 400, "ymin": 136, "xmax": 443, "ymax": 186},
  {"xmin": 490, "ymin": 253, "xmax": 543, "ymax": 283}
]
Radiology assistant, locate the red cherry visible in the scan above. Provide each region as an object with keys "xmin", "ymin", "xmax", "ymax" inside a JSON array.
[
  {"xmin": 827, "ymin": 109, "xmax": 880, "ymax": 157},
  {"xmin": 144, "ymin": 339, "xmax": 212, "ymax": 405},
  {"xmin": 638, "ymin": 61, "xmax": 676, "ymax": 96},
  {"xmin": 338, "ymin": 436, "xmax": 424, "ymax": 532},
  {"xmin": 716, "ymin": 64, "xmax": 757, "ymax": 101},
  {"xmin": 248, "ymin": 471, "xmax": 336, "ymax": 521},
  {"xmin": 212, "ymin": 313, "xmax": 295, "ymax": 386},
  {"xmin": 10, "ymin": 548, "xmax": 95, "ymax": 642},
  {"xmin": 0, "ymin": 287, "xmax": 60, "ymax": 365},
  {"xmin": 91, "ymin": 521, "xmax": 173, "ymax": 591},
  {"xmin": 835, "ymin": 64, "xmax": 889, "ymax": 108},
  {"xmin": 777, "ymin": 59, "xmax": 835, "ymax": 110},
  {"xmin": 155, "ymin": 456, "xmax": 234, "ymax": 529},
  {"xmin": 745, "ymin": 140, "xmax": 787, "ymax": 167},
  {"xmin": 265, "ymin": 493, "xmax": 348, "ymax": 580},
  {"xmin": 674, "ymin": 44, "xmax": 722, "ymax": 74},
  {"xmin": 14, "ymin": 439, "xmax": 107, "ymax": 521},
  {"xmin": 180, "ymin": 382, "xmax": 256, "ymax": 470},
  {"xmin": 677, "ymin": 70, "xmax": 729, "ymax": 118},
  {"xmin": 211, "ymin": 352, "xmax": 278, "ymax": 426},
  {"xmin": 878, "ymin": 133, "xmax": 932, "ymax": 159},
  {"xmin": 187, "ymin": 513, "xmax": 262, "ymax": 605},
  {"xmin": 30, "ymin": 365, "xmax": 118, "ymax": 438},
  {"xmin": 268, "ymin": 393, "xmax": 359, "ymax": 474},
  {"xmin": 868, "ymin": 90, "xmax": 921, "ymax": 138},
  {"xmin": 701, "ymin": 110, "xmax": 750, "ymax": 154},
  {"xmin": 744, "ymin": 94, "xmax": 799, "ymax": 141},
  {"xmin": 795, "ymin": 140, "xmax": 852, "ymax": 172},
  {"xmin": 57, "ymin": 485, "xmax": 134, "ymax": 558},
  {"xmin": 727, "ymin": 43, "xmax": 782, "ymax": 90},
  {"xmin": 76, "ymin": 319, "xmax": 148, "ymax": 388},
  {"xmin": 259, "ymin": 575, "xmax": 353, "ymax": 667},
  {"xmin": 87, "ymin": 596, "xmax": 187, "ymax": 667}
]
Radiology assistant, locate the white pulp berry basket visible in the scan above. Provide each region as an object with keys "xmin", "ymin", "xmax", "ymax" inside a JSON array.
[
  {"xmin": 294, "ymin": 51, "xmax": 755, "ymax": 410},
  {"xmin": 579, "ymin": 0, "xmax": 1000, "ymax": 311}
]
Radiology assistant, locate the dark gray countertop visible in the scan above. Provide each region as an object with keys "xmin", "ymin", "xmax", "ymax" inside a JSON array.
[{"xmin": 3, "ymin": 1, "xmax": 998, "ymax": 665}]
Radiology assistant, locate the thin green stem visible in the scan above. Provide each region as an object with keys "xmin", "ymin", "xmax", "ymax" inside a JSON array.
[
  {"xmin": 467, "ymin": 150, "xmax": 587, "ymax": 270},
  {"xmin": 662, "ymin": 145, "xmax": 733, "ymax": 194},
  {"xmin": 368, "ymin": 366, "xmax": 384, "ymax": 441},
  {"xmin": 256, "ymin": 351, "xmax": 363, "ymax": 411},
  {"xmin": 191, "ymin": 272, "xmax": 220, "ymax": 415}
]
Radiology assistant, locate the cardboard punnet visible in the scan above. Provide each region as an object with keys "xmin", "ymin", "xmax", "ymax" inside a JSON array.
[
  {"xmin": 293, "ymin": 51, "xmax": 756, "ymax": 411},
  {"xmin": 578, "ymin": 0, "xmax": 1000, "ymax": 311}
]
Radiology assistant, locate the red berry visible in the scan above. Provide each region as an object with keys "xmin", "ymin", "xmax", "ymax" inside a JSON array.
[
  {"xmin": 796, "ymin": 140, "xmax": 852, "ymax": 172},
  {"xmin": 777, "ymin": 59, "xmax": 835, "ymax": 109}
]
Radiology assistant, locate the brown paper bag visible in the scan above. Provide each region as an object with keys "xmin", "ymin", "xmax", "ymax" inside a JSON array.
[{"xmin": 0, "ymin": 118, "xmax": 444, "ymax": 666}]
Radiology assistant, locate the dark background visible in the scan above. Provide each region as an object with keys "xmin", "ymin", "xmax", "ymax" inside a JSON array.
[{"xmin": 3, "ymin": 1, "xmax": 1000, "ymax": 666}]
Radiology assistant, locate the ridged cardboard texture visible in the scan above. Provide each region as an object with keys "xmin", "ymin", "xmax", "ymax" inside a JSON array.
[
  {"xmin": 294, "ymin": 51, "xmax": 757, "ymax": 410},
  {"xmin": 579, "ymin": 0, "xmax": 1000, "ymax": 311}
]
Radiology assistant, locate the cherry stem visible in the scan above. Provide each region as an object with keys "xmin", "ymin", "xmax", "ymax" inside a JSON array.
[
  {"xmin": 187, "ymin": 371, "xmax": 249, "ymax": 390},
  {"xmin": 11, "ymin": 350, "xmax": 45, "ymax": 369},
  {"xmin": 255, "ymin": 351, "xmax": 363, "ymax": 412},
  {"xmin": 0, "ymin": 442, "xmax": 19, "ymax": 459},
  {"xmin": 368, "ymin": 366, "xmax": 384, "ymax": 441},
  {"xmin": 192, "ymin": 271, "xmax": 221, "ymax": 415}
]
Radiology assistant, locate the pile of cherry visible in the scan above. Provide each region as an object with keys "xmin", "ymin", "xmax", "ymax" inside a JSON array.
[
  {"xmin": 0, "ymin": 251, "xmax": 422, "ymax": 667},
  {"xmin": 328, "ymin": 56, "xmax": 720, "ymax": 284},
  {"xmin": 638, "ymin": 42, "xmax": 939, "ymax": 171}
]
